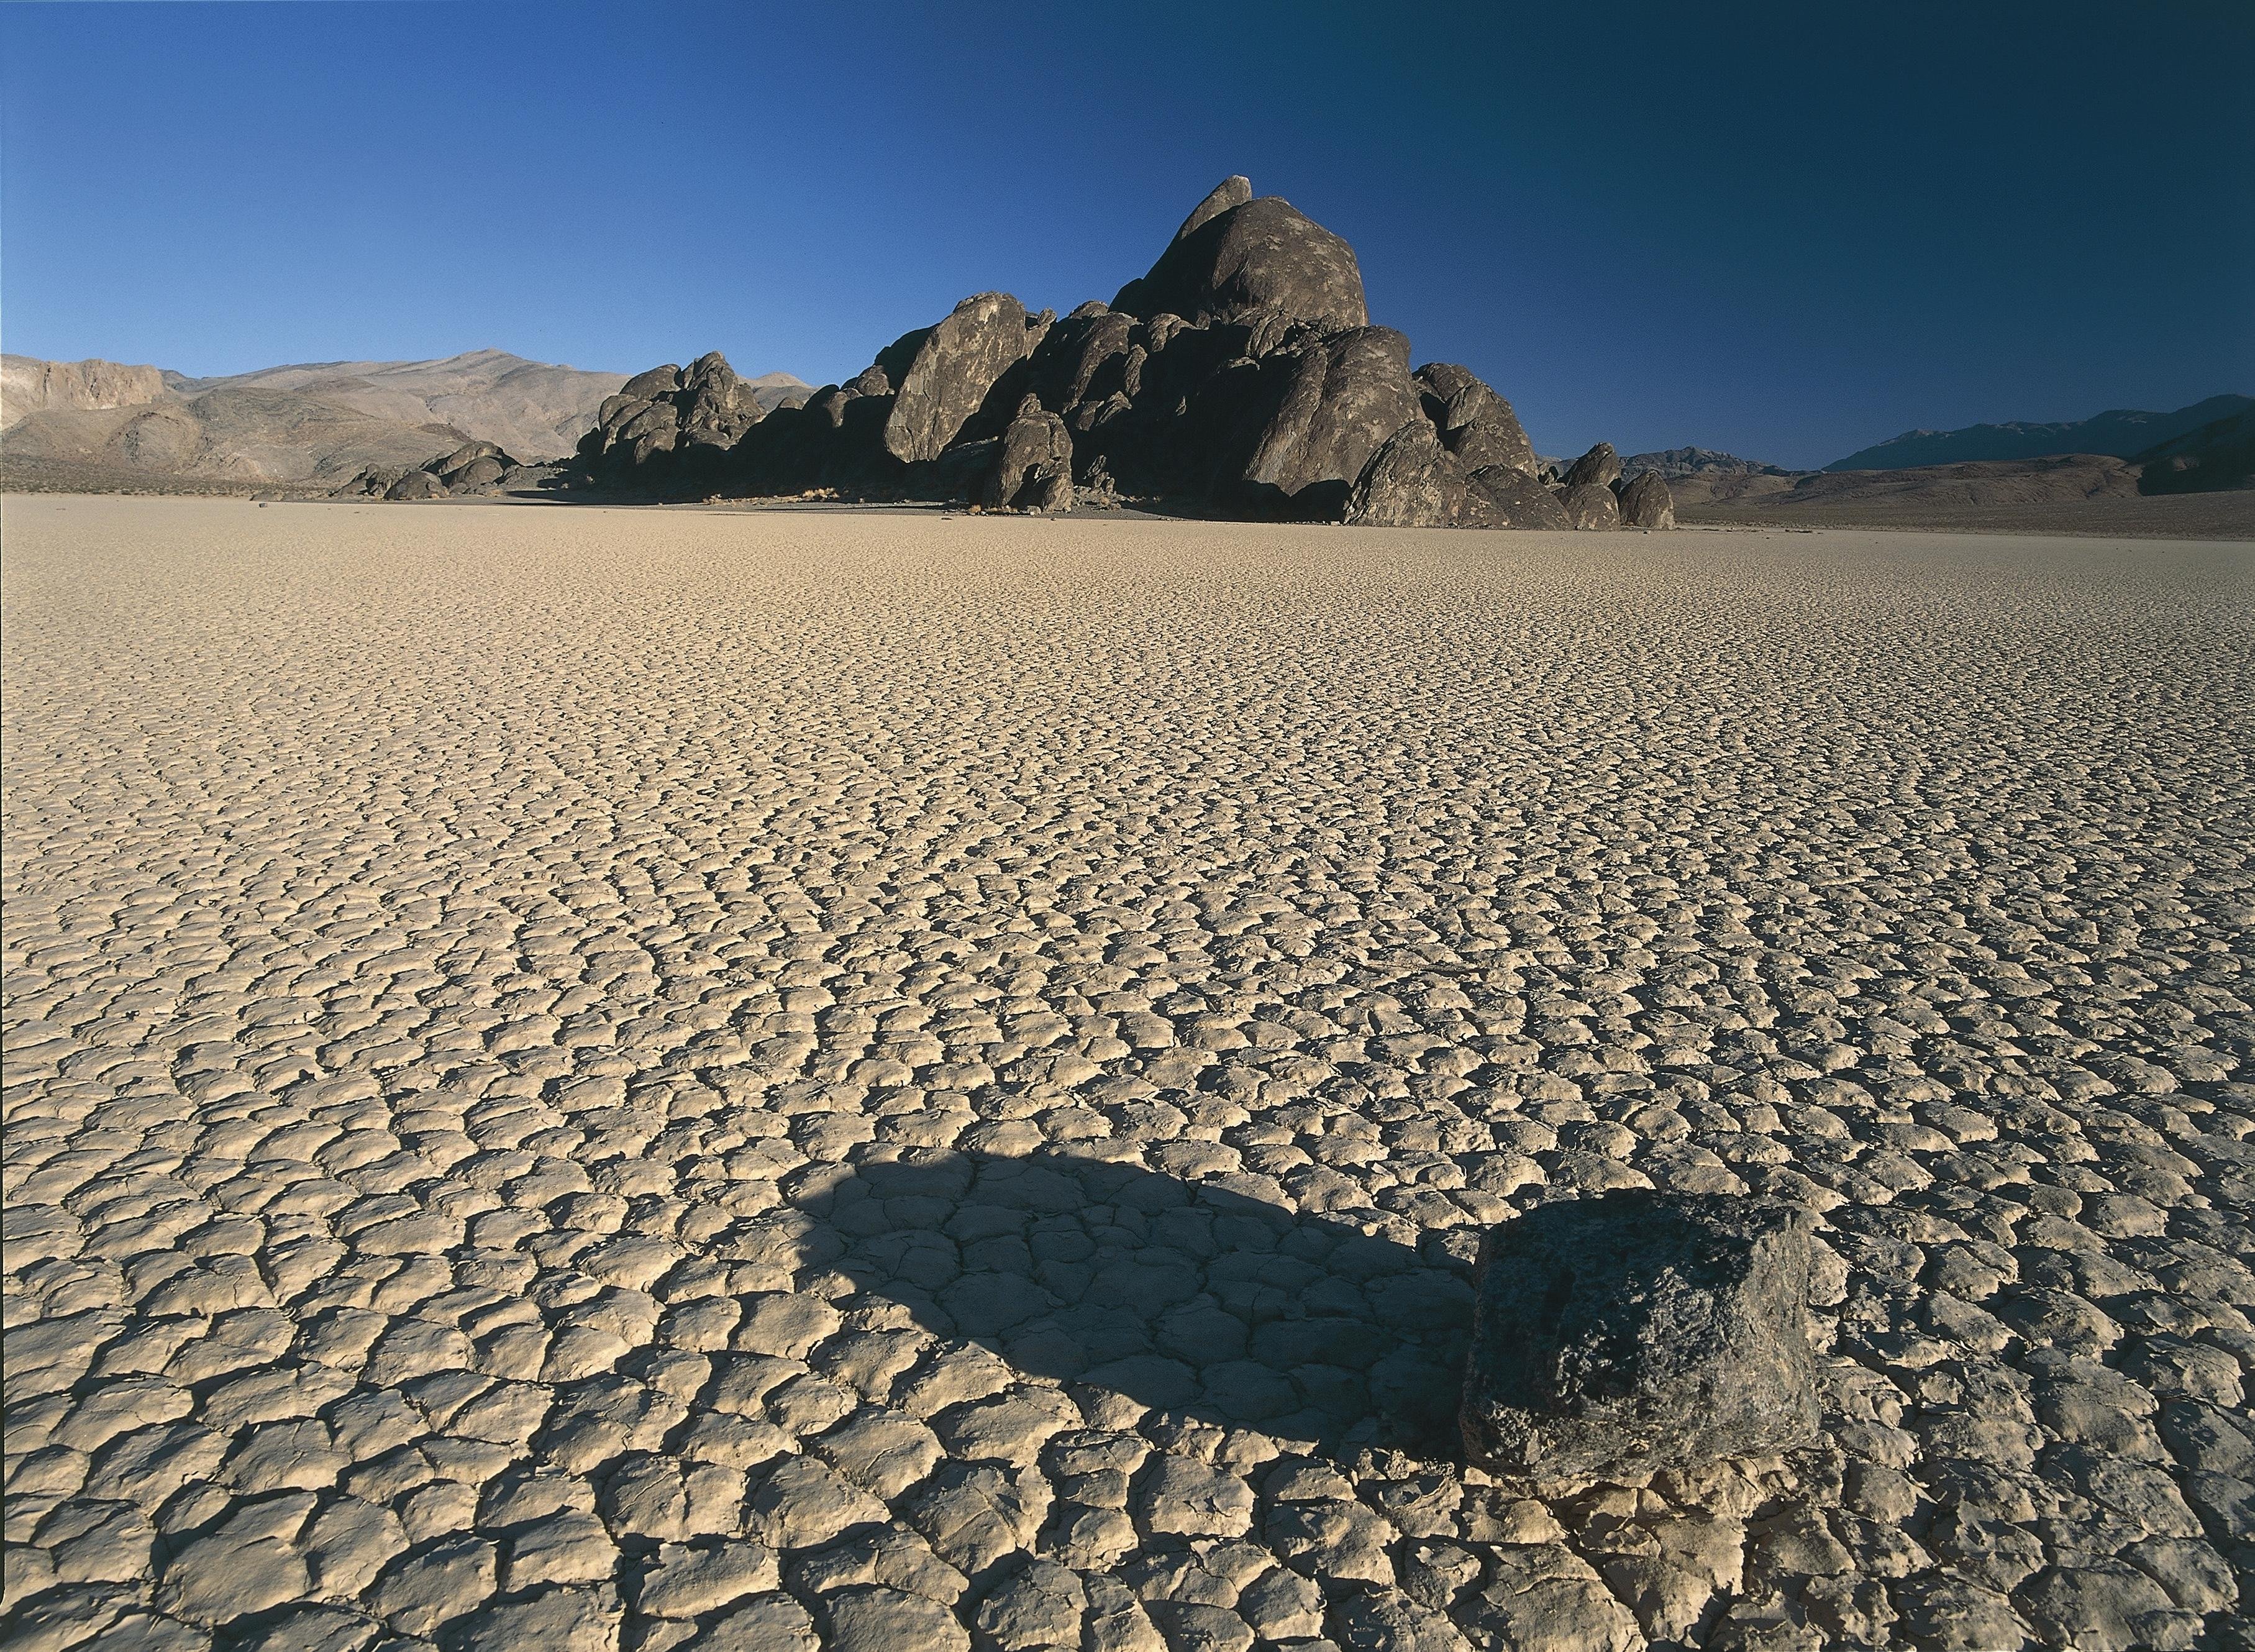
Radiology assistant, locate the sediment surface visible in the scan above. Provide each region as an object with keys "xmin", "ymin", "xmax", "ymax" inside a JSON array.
[{"xmin": 5, "ymin": 496, "xmax": 2251, "ymax": 1651}]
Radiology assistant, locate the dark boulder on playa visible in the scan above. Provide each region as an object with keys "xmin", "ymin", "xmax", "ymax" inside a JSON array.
[
  {"xmin": 882, "ymin": 293, "xmax": 1052, "ymax": 463},
  {"xmin": 1460, "ymin": 1191, "xmax": 1821, "ymax": 1482}
]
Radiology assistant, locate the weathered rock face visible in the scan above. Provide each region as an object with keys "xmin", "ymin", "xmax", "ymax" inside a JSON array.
[
  {"xmin": 1344, "ymin": 419, "xmax": 1498, "ymax": 528},
  {"xmin": 978, "ymin": 396, "xmax": 1075, "ymax": 511},
  {"xmin": 1616, "ymin": 470, "xmax": 1677, "ymax": 529},
  {"xmin": 1460, "ymin": 1191, "xmax": 1820, "ymax": 1483},
  {"xmin": 385, "ymin": 468, "xmax": 449, "ymax": 501},
  {"xmin": 337, "ymin": 439, "xmax": 539, "ymax": 501},
  {"xmin": 1241, "ymin": 327, "xmax": 1423, "ymax": 514},
  {"xmin": 1564, "ymin": 442, "xmax": 1624, "ymax": 490},
  {"xmin": 1, "ymin": 355, "xmax": 166, "ymax": 427},
  {"xmin": 1414, "ymin": 363, "xmax": 1539, "ymax": 477},
  {"xmin": 579, "ymin": 353, "xmax": 767, "ymax": 482},
  {"xmin": 1117, "ymin": 193, "xmax": 1368, "ymax": 334},
  {"xmin": 575, "ymin": 175, "xmax": 1651, "ymax": 529},
  {"xmin": 1469, "ymin": 465, "xmax": 1574, "ymax": 529},
  {"xmin": 883, "ymin": 294, "xmax": 1051, "ymax": 463},
  {"xmin": 1560, "ymin": 482, "xmax": 1621, "ymax": 530}
]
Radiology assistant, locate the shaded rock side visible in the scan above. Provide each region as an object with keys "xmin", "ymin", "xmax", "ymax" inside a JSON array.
[
  {"xmin": 1414, "ymin": 363, "xmax": 1539, "ymax": 476},
  {"xmin": 1344, "ymin": 419, "xmax": 1500, "ymax": 528},
  {"xmin": 1564, "ymin": 442, "xmax": 1624, "ymax": 489},
  {"xmin": 1560, "ymin": 482, "xmax": 1621, "ymax": 530},
  {"xmin": 1468, "ymin": 465, "xmax": 1573, "ymax": 529},
  {"xmin": 1241, "ymin": 327, "xmax": 1423, "ymax": 514},
  {"xmin": 1460, "ymin": 1190, "xmax": 1820, "ymax": 1482},
  {"xmin": 883, "ymin": 293, "xmax": 1051, "ymax": 463},
  {"xmin": 580, "ymin": 353, "xmax": 767, "ymax": 480},
  {"xmin": 1615, "ymin": 470, "xmax": 1677, "ymax": 529},
  {"xmin": 977, "ymin": 396, "xmax": 1075, "ymax": 511},
  {"xmin": 1117, "ymin": 189, "xmax": 1369, "ymax": 334}
]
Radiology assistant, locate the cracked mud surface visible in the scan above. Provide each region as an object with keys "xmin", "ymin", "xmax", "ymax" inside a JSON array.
[{"xmin": 4, "ymin": 496, "xmax": 2251, "ymax": 1651}]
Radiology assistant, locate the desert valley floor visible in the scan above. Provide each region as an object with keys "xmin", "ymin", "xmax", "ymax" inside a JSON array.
[{"xmin": 3, "ymin": 498, "xmax": 2251, "ymax": 1652}]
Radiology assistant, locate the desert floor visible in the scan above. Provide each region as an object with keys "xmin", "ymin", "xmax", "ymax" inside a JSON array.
[{"xmin": 4, "ymin": 497, "xmax": 2251, "ymax": 1652}]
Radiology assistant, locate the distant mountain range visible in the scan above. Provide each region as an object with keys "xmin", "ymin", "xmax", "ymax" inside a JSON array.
[
  {"xmin": 1825, "ymin": 395, "xmax": 2251, "ymax": 472},
  {"xmin": 1, "ymin": 350, "xmax": 811, "ymax": 487}
]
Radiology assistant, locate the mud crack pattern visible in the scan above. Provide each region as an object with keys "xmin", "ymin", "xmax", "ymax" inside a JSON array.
[{"xmin": 4, "ymin": 498, "xmax": 2251, "ymax": 1651}]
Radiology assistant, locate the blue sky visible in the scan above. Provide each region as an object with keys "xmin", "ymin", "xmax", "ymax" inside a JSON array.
[{"xmin": 3, "ymin": 1, "xmax": 2249, "ymax": 468}]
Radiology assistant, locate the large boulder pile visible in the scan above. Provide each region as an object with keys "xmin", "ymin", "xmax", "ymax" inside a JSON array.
[
  {"xmin": 579, "ymin": 177, "xmax": 1674, "ymax": 530},
  {"xmin": 331, "ymin": 439, "xmax": 552, "ymax": 501}
]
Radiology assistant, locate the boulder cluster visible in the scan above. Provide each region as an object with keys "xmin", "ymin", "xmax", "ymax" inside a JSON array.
[
  {"xmin": 334, "ymin": 440, "xmax": 544, "ymax": 501},
  {"xmin": 578, "ymin": 177, "xmax": 1674, "ymax": 529}
]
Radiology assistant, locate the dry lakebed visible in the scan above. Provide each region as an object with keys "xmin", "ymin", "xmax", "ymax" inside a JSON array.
[{"xmin": 3, "ymin": 496, "xmax": 2251, "ymax": 1651}]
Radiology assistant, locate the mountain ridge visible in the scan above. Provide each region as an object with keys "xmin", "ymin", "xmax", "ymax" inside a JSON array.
[{"xmin": 1826, "ymin": 394, "xmax": 2251, "ymax": 472}]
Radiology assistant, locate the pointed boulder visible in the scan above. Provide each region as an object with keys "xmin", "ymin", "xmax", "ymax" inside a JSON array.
[
  {"xmin": 1117, "ymin": 180, "xmax": 1368, "ymax": 333},
  {"xmin": 883, "ymin": 293, "xmax": 1049, "ymax": 463}
]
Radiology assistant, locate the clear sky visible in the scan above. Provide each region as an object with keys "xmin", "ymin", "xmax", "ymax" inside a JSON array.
[{"xmin": 4, "ymin": 1, "xmax": 2249, "ymax": 468}]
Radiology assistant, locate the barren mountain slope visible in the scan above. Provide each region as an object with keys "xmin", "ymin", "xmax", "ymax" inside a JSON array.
[
  {"xmin": 0, "ymin": 355, "xmax": 165, "ymax": 426},
  {"xmin": 165, "ymin": 350, "xmax": 631, "ymax": 460},
  {"xmin": 1, "ymin": 387, "xmax": 469, "ymax": 484}
]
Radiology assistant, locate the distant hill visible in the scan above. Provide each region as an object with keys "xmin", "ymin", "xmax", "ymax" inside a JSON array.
[
  {"xmin": 1622, "ymin": 447, "xmax": 1792, "ymax": 480},
  {"xmin": 2135, "ymin": 404, "xmax": 2255, "ymax": 494},
  {"xmin": 163, "ymin": 349, "xmax": 631, "ymax": 461},
  {"xmin": 2, "ymin": 387, "xmax": 476, "ymax": 486},
  {"xmin": 1618, "ymin": 448, "xmax": 1800, "ymax": 507},
  {"xmin": 2, "ymin": 349, "xmax": 812, "ymax": 488},
  {"xmin": 1826, "ymin": 394, "xmax": 2251, "ymax": 472}
]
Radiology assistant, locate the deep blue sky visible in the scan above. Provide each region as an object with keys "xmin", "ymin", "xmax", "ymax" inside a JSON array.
[{"xmin": 4, "ymin": 2, "xmax": 2249, "ymax": 468}]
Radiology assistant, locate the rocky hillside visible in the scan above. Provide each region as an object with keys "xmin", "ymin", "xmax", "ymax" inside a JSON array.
[
  {"xmin": 573, "ymin": 177, "xmax": 1672, "ymax": 531},
  {"xmin": 4, "ymin": 350, "xmax": 808, "ymax": 489},
  {"xmin": 1, "ymin": 355, "xmax": 165, "ymax": 426},
  {"xmin": 163, "ymin": 350, "xmax": 650, "ymax": 462},
  {"xmin": 1, "ymin": 388, "xmax": 476, "ymax": 486},
  {"xmin": 1825, "ymin": 393, "xmax": 2251, "ymax": 472},
  {"xmin": 2135, "ymin": 404, "xmax": 2255, "ymax": 493}
]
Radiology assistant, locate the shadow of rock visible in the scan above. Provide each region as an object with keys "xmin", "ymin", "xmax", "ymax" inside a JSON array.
[{"xmin": 770, "ymin": 1147, "xmax": 1476, "ymax": 1459}]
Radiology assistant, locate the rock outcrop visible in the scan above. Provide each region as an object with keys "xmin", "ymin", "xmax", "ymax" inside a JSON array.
[
  {"xmin": 575, "ymin": 176, "xmax": 1658, "ymax": 529},
  {"xmin": 580, "ymin": 353, "xmax": 767, "ymax": 483},
  {"xmin": 1559, "ymin": 482, "xmax": 1621, "ymax": 531},
  {"xmin": 977, "ymin": 396, "xmax": 1075, "ymax": 511},
  {"xmin": 1, "ymin": 356, "xmax": 165, "ymax": 427},
  {"xmin": 1616, "ymin": 470, "xmax": 1677, "ymax": 528},
  {"xmin": 1114, "ymin": 186, "xmax": 1368, "ymax": 333},
  {"xmin": 883, "ymin": 294, "xmax": 1052, "ymax": 463},
  {"xmin": 332, "ymin": 439, "xmax": 549, "ymax": 501},
  {"xmin": 1460, "ymin": 1191, "xmax": 1821, "ymax": 1482}
]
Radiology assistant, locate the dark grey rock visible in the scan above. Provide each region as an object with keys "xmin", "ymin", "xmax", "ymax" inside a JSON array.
[
  {"xmin": 1560, "ymin": 483, "xmax": 1621, "ymax": 530},
  {"xmin": 385, "ymin": 469, "xmax": 447, "ymax": 501},
  {"xmin": 1460, "ymin": 1190, "xmax": 1820, "ymax": 1482},
  {"xmin": 1239, "ymin": 327, "xmax": 1423, "ymax": 516},
  {"xmin": 978, "ymin": 396, "xmax": 1075, "ymax": 511},
  {"xmin": 1344, "ymin": 419, "xmax": 1498, "ymax": 528},
  {"xmin": 430, "ymin": 440, "xmax": 517, "ymax": 484},
  {"xmin": 883, "ymin": 293, "xmax": 1047, "ymax": 463},
  {"xmin": 1118, "ymin": 183, "xmax": 1368, "ymax": 333},
  {"xmin": 1616, "ymin": 471, "xmax": 1677, "ymax": 529},
  {"xmin": 1564, "ymin": 442, "xmax": 1623, "ymax": 489},
  {"xmin": 1468, "ymin": 466, "xmax": 1573, "ymax": 529},
  {"xmin": 1414, "ymin": 364, "xmax": 1538, "ymax": 477},
  {"xmin": 621, "ymin": 364, "xmax": 682, "ymax": 401}
]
